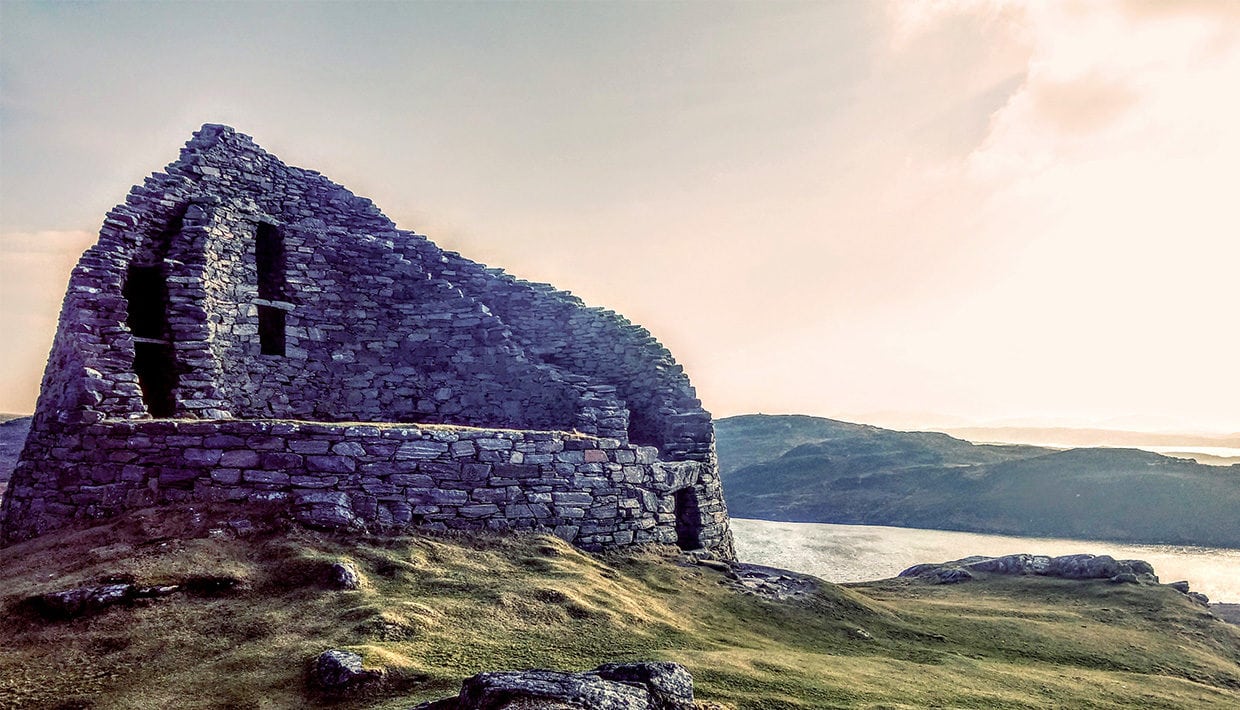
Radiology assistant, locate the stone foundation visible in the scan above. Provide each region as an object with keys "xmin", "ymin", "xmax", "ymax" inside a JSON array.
[{"xmin": 1, "ymin": 419, "xmax": 733, "ymax": 556}]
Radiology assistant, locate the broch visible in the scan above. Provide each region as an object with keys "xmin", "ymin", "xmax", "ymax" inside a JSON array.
[{"xmin": 0, "ymin": 124, "xmax": 734, "ymax": 559}]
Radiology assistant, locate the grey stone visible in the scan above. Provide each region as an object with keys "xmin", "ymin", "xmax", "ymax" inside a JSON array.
[
  {"xmin": 306, "ymin": 455, "xmax": 356, "ymax": 474},
  {"xmin": 327, "ymin": 561, "xmax": 363, "ymax": 590},
  {"xmin": 417, "ymin": 661, "xmax": 695, "ymax": 710},
  {"xmin": 312, "ymin": 649, "xmax": 378, "ymax": 690},
  {"xmin": 29, "ymin": 583, "xmax": 137, "ymax": 619},
  {"xmin": 219, "ymin": 450, "xmax": 261, "ymax": 468}
]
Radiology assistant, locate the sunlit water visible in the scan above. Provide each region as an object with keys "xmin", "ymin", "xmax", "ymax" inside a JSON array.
[{"xmin": 731, "ymin": 518, "xmax": 1240, "ymax": 603}]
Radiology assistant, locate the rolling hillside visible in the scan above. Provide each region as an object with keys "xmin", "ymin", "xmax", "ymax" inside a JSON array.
[
  {"xmin": 717, "ymin": 414, "xmax": 1240, "ymax": 548},
  {"xmin": 2, "ymin": 505, "xmax": 1239, "ymax": 708}
]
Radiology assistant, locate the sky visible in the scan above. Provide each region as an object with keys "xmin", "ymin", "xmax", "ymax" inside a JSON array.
[{"xmin": 1, "ymin": 0, "xmax": 1237, "ymax": 433}]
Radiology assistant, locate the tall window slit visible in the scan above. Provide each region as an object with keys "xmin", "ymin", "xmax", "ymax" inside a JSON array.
[
  {"xmin": 256, "ymin": 222, "xmax": 286, "ymax": 300},
  {"xmin": 255, "ymin": 222, "xmax": 288, "ymax": 356}
]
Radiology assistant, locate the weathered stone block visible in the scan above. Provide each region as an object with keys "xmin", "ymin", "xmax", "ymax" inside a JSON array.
[
  {"xmin": 395, "ymin": 440, "xmax": 450, "ymax": 460},
  {"xmin": 388, "ymin": 473, "xmax": 434, "ymax": 487},
  {"xmin": 459, "ymin": 504, "xmax": 500, "ymax": 518},
  {"xmin": 306, "ymin": 455, "xmax": 357, "ymax": 473},
  {"xmin": 261, "ymin": 452, "xmax": 304, "ymax": 470},
  {"xmin": 331, "ymin": 441, "xmax": 366, "ymax": 457},
  {"xmin": 182, "ymin": 448, "xmax": 223, "ymax": 466},
  {"xmin": 211, "ymin": 469, "xmax": 242, "ymax": 485},
  {"xmin": 219, "ymin": 450, "xmax": 261, "ymax": 468},
  {"xmin": 242, "ymin": 470, "xmax": 290, "ymax": 485}
]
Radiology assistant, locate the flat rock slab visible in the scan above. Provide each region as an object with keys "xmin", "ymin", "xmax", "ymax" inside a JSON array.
[
  {"xmin": 414, "ymin": 661, "xmax": 694, "ymax": 710},
  {"xmin": 26, "ymin": 581, "xmax": 180, "ymax": 620},
  {"xmin": 721, "ymin": 562, "xmax": 821, "ymax": 602}
]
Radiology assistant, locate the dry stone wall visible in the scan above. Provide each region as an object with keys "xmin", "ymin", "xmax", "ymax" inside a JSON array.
[
  {"xmin": 4, "ymin": 420, "xmax": 729, "ymax": 553},
  {"xmin": 0, "ymin": 124, "xmax": 734, "ymax": 559}
]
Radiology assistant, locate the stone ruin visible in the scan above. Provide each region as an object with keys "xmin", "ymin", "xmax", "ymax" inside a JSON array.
[{"xmin": 0, "ymin": 124, "xmax": 734, "ymax": 559}]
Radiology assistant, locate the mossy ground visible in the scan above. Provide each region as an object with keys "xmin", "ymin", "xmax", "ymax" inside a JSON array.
[{"xmin": 1, "ymin": 506, "xmax": 1238, "ymax": 709}]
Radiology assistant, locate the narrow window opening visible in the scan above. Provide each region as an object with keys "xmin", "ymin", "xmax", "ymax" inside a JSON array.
[
  {"xmin": 123, "ymin": 265, "xmax": 168, "ymax": 339},
  {"xmin": 123, "ymin": 265, "xmax": 177, "ymax": 416},
  {"xmin": 256, "ymin": 222, "xmax": 286, "ymax": 300},
  {"xmin": 258, "ymin": 305, "xmax": 286, "ymax": 356},
  {"xmin": 673, "ymin": 487, "xmax": 703, "ymax": 551}
]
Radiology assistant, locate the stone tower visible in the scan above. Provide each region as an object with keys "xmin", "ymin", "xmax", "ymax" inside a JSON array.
[{"xmin": 0, "ymin": 125, "xmax": 734, "ymax": 559}]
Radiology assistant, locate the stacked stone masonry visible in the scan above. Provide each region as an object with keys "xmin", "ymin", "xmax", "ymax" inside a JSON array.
[{"xmin": 0, "ymin": 124, "xmax": 734, "ymax": 559}]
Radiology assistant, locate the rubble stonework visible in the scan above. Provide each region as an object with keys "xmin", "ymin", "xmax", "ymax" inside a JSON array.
[{"xmin": 0, "ymin": 124, "xmax": 734, "ymax": 558}]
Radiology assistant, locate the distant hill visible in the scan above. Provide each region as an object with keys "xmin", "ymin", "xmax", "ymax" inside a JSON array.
[
  {"xmin": 717, "ymin": 414, "xmax": 1240, "ymax": 549},
  {"xmin": 942, "ymin": 425, "xmax": 1240, "ymax": 450},
  {"xmin": 0, "ymin": 417, "xmax": 31, "ymax": 498}
]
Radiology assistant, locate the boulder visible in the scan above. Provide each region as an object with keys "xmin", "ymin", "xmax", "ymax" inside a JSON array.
[
  {"xmin": 415, "ymin": 661, "xmax": 695, "ymax": 710},
  {"xmin": 312, "ymin": 649, "xmax": 380, "ymax": 690},
  {"xmin": 327, "ymin": 561, "xmax": 363, "ymax": 590},
  {"xmin": 593, "ymin": 662, "xmax": 695, "ymax": 710},
  {"xmin": 456, "ymin": 669, "xmax": 651, "ymax": 709},
  {"xmin": 1187, "ymin": 591, "xmax": 1211, "ymax": 606}
]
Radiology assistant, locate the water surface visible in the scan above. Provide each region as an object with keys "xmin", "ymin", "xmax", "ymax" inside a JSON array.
[{"xmin": 731, "ymin": 518, "xmax": 1240, "ymax": 603}]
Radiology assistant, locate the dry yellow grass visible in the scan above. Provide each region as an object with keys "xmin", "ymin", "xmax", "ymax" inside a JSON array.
[{"xmin": 1, "ymin": 505, "xmax": 1238, "ymax": 709}]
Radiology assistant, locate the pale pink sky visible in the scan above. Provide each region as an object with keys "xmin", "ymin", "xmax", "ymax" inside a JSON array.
[{"xmin": 1, "ymin": 1, "xmax": 1237, "ymax": 433}]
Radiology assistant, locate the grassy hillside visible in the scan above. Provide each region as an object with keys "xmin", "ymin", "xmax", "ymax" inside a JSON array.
[
  {"xmin": 717, "ymin": 414, "xmax": 1240, "ymax": 548},
  {"xmin": 2, "ymin": 506, "xmax": 1239, "ymax": 709}
]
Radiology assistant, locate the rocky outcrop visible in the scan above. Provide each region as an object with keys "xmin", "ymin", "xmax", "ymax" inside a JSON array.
[
  {"xmin": 899, "ymin": 553, "xmax": 1160, "ymax": 586},
  {"xmin": 415, "ymin": 661, "xmax": 695, "ymax": 710},
  {"xmin": 25, "ymin": 579, "xmax": 180, "ymax": 620},
  {"xmin": 716, "ymin": 562, "xmax": 820, "ymax": 602},
  {"xmin": 1168, "ymin": 580, "xmax": 1211, "ymax": 606}
]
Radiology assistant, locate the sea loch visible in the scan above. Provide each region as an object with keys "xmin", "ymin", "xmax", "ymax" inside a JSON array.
[{"xmin": 732, "ymin": 518, "xmax": 1240, "ymax": 603}]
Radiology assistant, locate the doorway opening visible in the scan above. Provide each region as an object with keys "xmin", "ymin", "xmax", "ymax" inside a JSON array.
[
  {"xmin": 124, "ymin": 265, "xmax": 177, "ymax": 416},
  {"xmin": 258, "ymin": 305, "xmax": 286, "ymax": 356},
  {"xmin": 673, "ymin": 487, "xmax": 703, "ymax": 551}
]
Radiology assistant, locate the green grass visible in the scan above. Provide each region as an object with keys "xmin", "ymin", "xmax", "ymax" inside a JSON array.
[{"xmin": 1, "ymin": 505, "xmax": 1238, "ymax": 709}]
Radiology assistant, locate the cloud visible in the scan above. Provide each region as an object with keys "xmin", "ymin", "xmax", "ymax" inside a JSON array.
[
  {"xmin": 1025, "ymin": 72, "xmax": 1138, "ymax": 135},
  {"xmin": 874, "ymin": 0, "xmax": 1240, "ymax": 430},
  {"xmin": 1119, "ymin": 0, "xmax": 1240, "ymax": 23}
]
